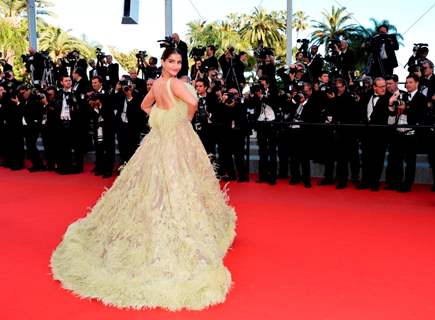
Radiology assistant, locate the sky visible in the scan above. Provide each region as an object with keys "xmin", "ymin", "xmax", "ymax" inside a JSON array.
[{"xmin": 44, "ymin": 0, "xmax": 434, "ymax": 78}]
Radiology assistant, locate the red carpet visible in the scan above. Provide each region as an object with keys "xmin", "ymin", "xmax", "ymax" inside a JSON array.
[{"xmin": 1, "ymin": 166, "xmax": 435, "ymax": 320}]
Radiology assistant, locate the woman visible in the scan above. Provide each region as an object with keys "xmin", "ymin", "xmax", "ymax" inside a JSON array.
[{"xmin": 50, "ymin": 47, "xmax": 237, "ymax": 311}]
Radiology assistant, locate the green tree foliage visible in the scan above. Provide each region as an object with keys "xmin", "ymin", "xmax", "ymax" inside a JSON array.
[{"xmin": 108, "ymin": 47, "xmax": 139, "ymax": 73}]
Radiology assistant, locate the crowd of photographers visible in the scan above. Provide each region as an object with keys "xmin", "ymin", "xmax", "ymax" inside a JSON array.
[{"xmin": 0, "ymin": 27, "xmax": 435, "ymax": 192}]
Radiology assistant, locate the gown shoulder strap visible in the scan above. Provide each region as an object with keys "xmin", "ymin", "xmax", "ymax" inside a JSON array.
[{"xmin": 166, "ymin": 78, "xmax": 176, "ymax": 104}]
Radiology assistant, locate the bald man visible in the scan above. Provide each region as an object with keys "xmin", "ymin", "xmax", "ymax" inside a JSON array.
[{"xmin": 172, "ymin": 33, "xmax": 189, "ymax": 77}]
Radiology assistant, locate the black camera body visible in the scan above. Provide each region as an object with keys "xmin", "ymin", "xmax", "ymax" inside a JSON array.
[
  {"xmin": 136, "ymin": 50, "xmax": 147, "ymax": 60},
  {"xmin": 254, "ymin": 47, "xmax": 274, "ymax": 59},
  {"xmin": 157, "ymin": 36, "xmax": 175, "ymax": 48},
  {"xmin": 296, "ymin": 39, "xmax": 309, "ymax": 56},
  {"xmin": 190, "ymin": 47, "xmax": 206, "ymax": 59}
]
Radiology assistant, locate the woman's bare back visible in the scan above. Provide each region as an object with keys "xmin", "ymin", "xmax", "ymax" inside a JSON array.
[{"xmin": 152, "ymin": 78, "xmax": 175, "ymax": 110}]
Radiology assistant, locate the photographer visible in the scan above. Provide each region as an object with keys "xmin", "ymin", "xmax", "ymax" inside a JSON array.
[
  {"xmin": 219, "ymin": 88, "xmax": 249, "ymax": 182},
  {"xmin": 190, "ymin": 58, "xmax": 204, "ymax": 82},
  {"xmin": 407, "ymin": 44, "xmax": 429, "ymax": 71},
  {"xmin": 308, "ymin": 45, "xmax": 324, "ymax": 80},
  {"xmin": 336, "ymin": 40, "xmax": 355, "ymax": 82},
  {"xmin": 357, "ymin": 77, "xmax": 394, "ymax": 191},
  {"xmin": 288, "ymin": 83, "xmax": 316, "ymax": 188},
  {"xmin": 89, "ymin": 92, "xmax": 115, "ymax": 178},
  {"xmin": 419, "ymin": 59, "xmax": 435, "ymax": 101},
  {"xmin": 219, "ymin": 49, "xmax": 247, "ymax": 93},
  {"xmin": 114, "ymin": 80, "xmax": 146, "ymax": 164},
  {"xmin": 328, "ymin": 78, "xmax": 361, "ymax": 188},
  {"xmin": 193, "ymin": 78, "xmax": 216, "ymax": 155},
  {"xmin": 250, "ymin": 84, "xmax": 277, "ymax": 185},
  {"xmin": 385, "ymin": 74, "xmax": 426, "ymax": 192},
  {"xmin": 172, "ymin": 33, "xmax": 189, "ymax": 77},
  {"xmin": 17, "ymin": 84, "xmax": 46, "ymax": 172},
  {"xmin": 367, "ymin": 24, "xmax": 399, "ymax": 77},
  {"xmin": 256, "ymin": 51, "xmax": 277, "ymax": 93},
  {"xmin": 203, "ymin": 45, "xmax": 219, "ymax": 70},
  {"xmin": 106, "ymin": 55, "xmax": 119, "ymax": 88},
  {"xmin": 66, "ymin": 50, "xmax": 88, "ymax": 80},
  {"xmin": 54, "ymin": 75, "xmax": 86, "ymax": 174},
  {"xmin": 40, "ymin": 86, "xmax": 58, "ymax": 170},
  {"xmin": 22, "ymin": 48, "xmax": 45, "ymax": 85}
]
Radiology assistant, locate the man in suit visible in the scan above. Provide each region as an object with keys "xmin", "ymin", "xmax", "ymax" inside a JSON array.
[
  {"xmin": 358, "ymin": 77, "xmax": 394, "ymax": 191},
  {"xmin": 172, "ymin": 33, "xmax": 189, "ymax": 77},
  {"xmin": 114, "ymin": 83, "xmax": 146, "ymax": 164},
  {"xmin": 308, "ymin": 45, "xmax": 324, "ymax": 81},
  {"xmin": 54, "ymin": 75, "xmax": 86, "ymax": 174},
  {"xmin": 385, "ymin": 74, "xmax": 426, "ymax": 192},
  {"xmin": 89, "ymin": 91, "xmax": 115, "ymax": 178},
  {"xmin": 337, "ymin": 40, "xmax": 355, "ymax": 82},
  {"xmin": 368, "ymin": 25, "xmax": 399, "ymax": 78},
  {"xmin": 203, "ymin": 45, "xmax": 219, "ymax": 70},
  {"xmin": 288, "ymin": 83, "xmax": 316, "ymax": 188},
  {"xmin": 105, "ymin": 55, "xmax": 119, "ymax": 88},
  {"xmin": 17, "ymin": 84, "xmax": 46, "ymax": 171}
]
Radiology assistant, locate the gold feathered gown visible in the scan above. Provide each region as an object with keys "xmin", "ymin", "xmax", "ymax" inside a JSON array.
[{"xmin": 50, "ymin": 82, "xmax": 237, "ymax": 311}]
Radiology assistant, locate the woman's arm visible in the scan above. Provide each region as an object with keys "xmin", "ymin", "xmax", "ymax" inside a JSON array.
[
  {"xmin": 171, "ymin": 78, "xmax": 198, "ymax": 121},
  {"xmin": 141, "ymin": 87, "xmax": 155, "ymax": 114}
]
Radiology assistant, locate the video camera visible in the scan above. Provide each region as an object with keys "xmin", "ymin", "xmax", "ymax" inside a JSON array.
[
  {"xmin": 254, "ymin": 47, "xmax": 274, "ymax": 59},
  {"xmin": 136, "ymin": 50, "xmax": 147, "ymax": 60},
  {"xmin": 296, "ymin": 39, "xmax": 309, "ymax": 56},
  {"xmin": 190, "ymin": 46, "xmax": 206, "ymax": 59},
  {"xmin": 157, "ymin": 36, "xmax": 175, "ymax": 48}
]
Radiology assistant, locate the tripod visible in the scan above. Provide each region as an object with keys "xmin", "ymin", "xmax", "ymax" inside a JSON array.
[{"xmin": 224, "ymin": 57, "xmax": 242, "ymax": 95}]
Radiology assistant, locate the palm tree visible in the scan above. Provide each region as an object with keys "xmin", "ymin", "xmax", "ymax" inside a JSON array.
[
  {"xmin": 240, "ymin": 7, "xmax": 286, "ymax": 48},
  {"xmin": 38, "ymin": 25, "xmax": 92, "ymax": 61},
  {"xmin": 292, "ymin": 10, "xmax": 309, "ymax": 40},
  {"xmin": 0, "ymin": 0, "xmax": 53, "ymax": 20},
  {"xmin": 310, "ymin": 6, "xmax": 358, "ymax": 45},
  {"xmin": 0, "ymin": 17, "xmax": 27, "ymax": 64}
]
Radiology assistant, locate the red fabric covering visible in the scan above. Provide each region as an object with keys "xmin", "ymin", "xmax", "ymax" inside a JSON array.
[{"xmin": 1, "ymin": 167, "xmax": 435, "ymax": 319}]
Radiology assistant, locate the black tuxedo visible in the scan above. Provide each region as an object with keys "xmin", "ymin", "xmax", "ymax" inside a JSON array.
[
  {"xmin": 176, "ymin": 40, "xmax": 189, "ymax": 77},
  {"xmin": 219, "ymin": 101, "xmax": 249, "ymax": 181},
  {"xmin": 288, "ymin": 96, "xmax": 317, "ymax": 184},
  {"xmin": 339, "ymin": 50, "xmax": 355, "ymax": 81},
  {"xmin": 114, "ymin": 93, "xmax": 146, "ymax": 163},
  {"xmin": 203, "ymin": 56, "xmax": 219, "ymax": 70},
  {"xmin": 1, "ymin": 97, "xmax": 25, "ymax": 169},
  {"xmin": 369, "ymin": 33, "xmax": 399, "ymax": 77},
  {"xmin": 358, "ymin": 91, "xmax": 394, "ymax": 188},
  {"xmin": 387, "ymin": 91, "xmax": 427, "ymax": 189},
  {"xmin": 21, "ymin": 95, "xmax": 45, "ymax": 169},
  {"xmin": 107, "ymin": 63, "xmax": 120, "ymax": 87},
  {"xmin": 308, "ymin": 54, "xmax": 324, "ymax": 80},
  {"xmin": 91, "ymin": 94, "xmax": 115, "ymax": 176},
  {"xmin": 53, "ymin": 90, "xmax": 87, "ymax": 173},
  {"xmin": 332, "ymin": 92, "xmax": 360, "ymax": 183}
]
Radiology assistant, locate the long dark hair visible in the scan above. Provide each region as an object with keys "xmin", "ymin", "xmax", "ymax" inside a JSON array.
[{"xmin": 161, "ymin": 47, "xmax": 182, "ymax": 61}]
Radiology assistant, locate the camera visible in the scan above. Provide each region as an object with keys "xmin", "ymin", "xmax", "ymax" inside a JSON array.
[
  {"xmin": 157, "ymin": 36, "xmax": 175, "ymax": 48},
  {"xmin": 190, "ymin": 46, "xmax": 206, "ymax": 59},
  {"xmin": 254, "ymin": 47, "xmax": 274, "ymax": 59},
  {"xmin": 136, "ymin": 50, "xmax": 147, "ymax": 60},
  {"xmin": 225, "ymin": 92, "xmax": 235, "ymax": 105},
  {"xmin": 95, "ymin": 48, "xmax": 106, "ymax": 62},
  {"xmin": 296, "ymin": 39, "xmax": 309, "ymax": 56},
  {"xmin": 293, "ymin": 91, "xmax": 305, "ymax": 104},
  {"xmin": 119, "ymin": 79, "xmax": 132, "ymax": 92},
  {"xmin": 320, "ymin": 84, "xmax": 334, "ymax": 95}
]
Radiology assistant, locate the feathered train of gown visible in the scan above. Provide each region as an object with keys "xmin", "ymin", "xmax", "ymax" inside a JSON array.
[{"xmin": 50, "ymin": 80, "xmax": 237, "ymax": 311}]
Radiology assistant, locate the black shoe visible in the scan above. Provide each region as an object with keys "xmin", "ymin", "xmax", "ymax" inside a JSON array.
[
  {"xmin": 256, "ymin": 179, "xmax": 267, "ymax": 183},
  {"xmin": 357, "ymin": 183, "xmax": 370, "ymax": 190},
  {"xmin": 336, "ymin": 182, "xmax": 347, "ymax": 189},
  {"xmin": 102, "ymin": 173, "xmax": 113, "ymax": 179},
  {"xmin": 397, "ymin": 185, "xmax": 411, "ymax": 193},
  {"xmin": 431, "ymin": 185, "xmax": 435, "ymax": 192},
  {"xmin": 384, "ymin": 184, "xmax": 397, "ymax": 191},
  {"xmin": 289, "ymin": 179, "xmax": 301, "ymax": 185},
  {"xmin": 277, "ymin": 174, "xmax": 288, "ymax": 179},
  {"xmin": 268, "ymin": 180, "xmax": 276, "ymax": 186},
  {"xmin": 237, "ymin": 176, "xmax": 249, "ymax": 182},
  {"xmin": 94, "ymin": 171, "xmax": 103, "ymax": 176},
  {"xmin": 28, "ymin": 166, "xmax": 43, "ymax": 172},
  {"xmin": 222, "ymin": 175, "xmax": 236, "ymax": 182},
  {"xmin": 370, "ymin": 185, "xmax": 380, "ymax": 192},
  {"xmin": 10, "ymin": 165, "xmax": 24, "ymax": 171},
  {"xmin": 303, "ymin": 181, "xmax": 312, "ymax": 188},
  {"xmin": 318, "ymin": 179, "xmax": 334, "ymax": 186}
]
